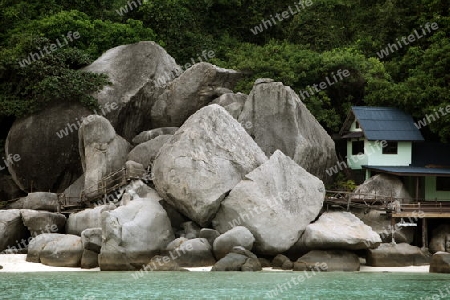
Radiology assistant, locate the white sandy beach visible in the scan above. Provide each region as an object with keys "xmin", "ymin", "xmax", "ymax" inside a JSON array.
[
  {"xmin": 0, "ymin": 254, "xmax": 430, "ymax": 273},
  {"xmin": 0, "ymin": 254, "xmax": 100, "ymax": 272}
]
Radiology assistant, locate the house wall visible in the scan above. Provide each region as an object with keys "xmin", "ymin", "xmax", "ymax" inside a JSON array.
[
  {"xmin": 367, "ymin": 141, "xmax": 412, "ymax": 166},
  {"xmin": 346, "ymin": 140, "xmax": 412, "ymax": 169},
  {"xmin": 346, "ymin": 138, "xmax": 368, "ymax": 169},
  {"xmin": 425, "ymin": 177, "xmax": 450, "ymax": 201},
  {"xmin": 350, "ymin": 120, "xmax": 363, "ymax": 132}
]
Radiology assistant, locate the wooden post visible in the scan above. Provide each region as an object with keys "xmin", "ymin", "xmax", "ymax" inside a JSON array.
[
  {"xmin": 347, "ymin": 194, "xmax": 351, "ymax": 211},
  {"xmin": 422, "ymin": 218, "xmax": 428, "ymax": 249},
  {"xmin": 391, "ymin": 216, "xmax": 396, "ymax": 244},
  {"xmin": 416, "ymin": 176, "xmax": 419, "ymax": 201}
]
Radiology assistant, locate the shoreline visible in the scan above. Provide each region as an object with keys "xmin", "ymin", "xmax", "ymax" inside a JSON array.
[{"xmin": 0, "ymin": 254, "xmax": 430, "ymax": 273}]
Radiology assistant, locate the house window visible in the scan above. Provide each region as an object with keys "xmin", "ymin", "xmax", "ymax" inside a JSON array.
[
  {"xmin": 355, "ymin": 121, "xmax": 360, "ymax": 129},
  {"xmin": 436, "ymin": 177, "xmax": 450, "ymax": 192},
  {"xmin": 352, "ymin": 140, "xmax": 364, "ymax": 155},
  {"xmin": 382, "ymin": 142, "xmax": 398, "ymax": 154}
]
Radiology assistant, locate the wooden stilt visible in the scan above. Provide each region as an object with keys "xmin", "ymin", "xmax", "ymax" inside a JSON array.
[
  {"xmin": 422, "ymin": 218, "xmax": 428, "ymax": 249},
  {"xmin": 391, "ymin": 217, "xmax": 396, "ymax": 244},
  {"xmin": 415, "ymin": 176, "xmax": 419, "ymax": 200}
]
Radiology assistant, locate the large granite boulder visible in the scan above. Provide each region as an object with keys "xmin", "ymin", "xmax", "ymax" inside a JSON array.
[
  {"xmin": 430, "ymin": 224, "xmax": 450, "ymax": 254},
  {"xmin": 81, "ymin": 249, "xmax": 99, "ymax": 269},
  {"xmin": 80, "ymin": 228, "xmax": 102, "ymax": 269},
  {"xmin": 82, "ymin": 41, "xmax": 181, "ymax": 140},
  {"xmin": 354, "ymin": 174, "xmax": 413, "ymax": 203},
  {"xmin": 366, "ymin": 243, "xmax": 430, "ymax": 267},
  {"xmin": 299, "ymin": 212, "xmax": 381, "ymax": 250},
  {"xmin": 152, "ymin": 104, "xmax": 267, "ymax": 227},
  {"xmin": 78, "ymin": 115, "xmax": 131, "ymax": 199},
  {"xmin": 164, "ymin": 238, "xmax": 216, "ymax": 267},
  {"xmin": 8, "ymin": 192, "xmax": 59, "ymax": 212},
  {"xmin": 132, "ymin": 127, "xmax": 178, "ymax": 145},
  {"xmin": 213, "ymin": 150, "xmax": 325, "ymax": 255},
  {"xmin": 127, "ymin": 135, "xmax": 172, "ymax": 168},
  {"xmin": 213, "ymin": 226, "xmax": 255, "ymax": 260},
  {"xmin": 66, "ymin": 204, "xmax": 115, "ymax": 236},
  {"xmin": 0, "ymin": 209, "xmax": 29, "ymax": 253},
  {"xmin": 211, "ymin": 93, "xmax": 247, "ymax": 119},
  {"xmin": 429, "ymin": 252, "xmax": 450, "ymax": 273},
  {"xmin": 27, "ymin": 233, "xmax": 83, "ymax": 267},
  {"xmin": 81, "ymin": 228, "xmax": 102, "ymax": 253},
  {"xmin": 212, "ymin": 246, "xmax": 261, "ymax": 272},
  {"xmin": 294, "ymin": 250, "xmax": 358, "ymax": 272},
  {"xmin": 99, "ymin": 195, "xmax": 174, "ymax": 271},
  {"xmin": 5, "ymin": 103, "xmax": 91, "ymax": 192},
  {"xmin": 151, "ymin": 63, "xmax": 242, "ymax": 128},
  {"xmin": 20, "ymin": 210, "xmax": 66, "ymax": 235},
  {"xmin": 238, "ymin": 79, "xmax": 337, "ymax": 183}
]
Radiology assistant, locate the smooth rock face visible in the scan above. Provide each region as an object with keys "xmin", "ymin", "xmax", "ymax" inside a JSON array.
[
  {"xmin": 20, "ymin": 210, "xmax": 66, "ymax": 235},
  {"xmin": 212, "ymin": 247, "xmax": 261, "ymax": 272},
  {"xmin": 211, "ymin": 93, "xmax": 247, "ymax": 119},
  {"xmin": 81, "ymin": 228, "xmax": 102, "ymax": 253},
  {"xmin": 354, "ymin": 174, "xmax": 413, "ymax": 203},
  {"xmin": 151, "ymin": 63, "xmax": 242, "ymax": 128},
  {"xmin": 353, "ymin": 209, "xmax": 415, "ymax": 244},
  {"xmin": 27, "ymin": 234, "xmax": 83, "ymax": 267},
  {"xmin": 127, "ymin": 135, "xmax": 172, "ymax": 168},
  {"xmin": 8, "ymin": 192, "xmax": 59, "ymax": 212},
  {"xmin": 81, "ymin": 249, "xmax": 99, "ymax": 269},
  {"xmin": 66, "ymin": 204, "xmax": 115, "ymax": 236},
  {"xmin": 429, "ymin": 252, "xmax": 450, "ymax": 273},
  {"xmin": 294, "ymin": 250, "xmax": 357, "ymax": 272},
  {"xmin": 0, "ymin": 209, "xmax": 29, "ymax": 253},
  {"xmin": 78, "ymin": 115, "xmax": 131, "ymax": 199},
  {"xmin": 430, "ymin": 224, "xmax": 450, "ymax": 253},
  {"xmin": 299, "ymin": 212, "xmax": 381, "ymax": 250},
  {"xmin": 366, "ymin": 243, "xmax": 430, "ymax": 267},
  {"xmin": 238, "ymin": 80, "xmax": 337, "ymax": 183},
  {"xmin": 5, "ymin": 103, "xmax": 91, "ymax": 193},
  {"xmin": 83, "ymin": 41, "xmax": 181, "ymax": 140},
  {"xmin": 213, "ymin": 150, "xmax": 325, "ymax": 255},
  {"xmin": 153, "ymin": 104, "xmax": 267, "ymax": 227},
  {"xmin": 165, "ymin": 238, "xmax": 216, "ymax": 267},
  {"xmin": 99, "ymin": 197, "xmax": 174, "ymax": 271},
  {"xmin": 211, "ymin": 253, "xmax": 248, "ymax": 271},
  {"xmin": 132, "ymin": 127, "xmax": 178, "ymax": 145},
  {"xmin": 213, "ymin": 226, "xmax": 255, "ymax": 260}
]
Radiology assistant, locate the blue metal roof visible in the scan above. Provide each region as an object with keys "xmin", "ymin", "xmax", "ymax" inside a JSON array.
[
  {"xmin": 352, "ymin": 106, "xmax": 424, "ymax": 141},
  {"xmin": 363, "ymin": 165, "xmax": 450, "ymax": 176}
]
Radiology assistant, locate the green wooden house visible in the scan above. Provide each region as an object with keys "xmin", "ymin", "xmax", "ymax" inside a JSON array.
[{"xmin": 340, "ymin": 106, "xmax": 450, "ymax": 201}]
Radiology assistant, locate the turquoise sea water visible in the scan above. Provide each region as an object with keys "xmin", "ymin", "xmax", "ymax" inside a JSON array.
[{"xmin": 1, "ymin": 271, "xmax": 450, "ymax": 300}]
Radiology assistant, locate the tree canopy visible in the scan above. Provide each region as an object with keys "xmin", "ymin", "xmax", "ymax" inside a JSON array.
[{"xmin": 0, "ymin": 0, "xmax": 448, "ymax": 141}]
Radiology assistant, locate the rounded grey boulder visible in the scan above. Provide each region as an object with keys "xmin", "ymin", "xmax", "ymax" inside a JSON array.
[{"xmin": 213, "ymin": 226, "xmax": 255, "ymax": 260}]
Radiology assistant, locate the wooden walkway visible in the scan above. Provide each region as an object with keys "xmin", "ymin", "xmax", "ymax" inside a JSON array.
[
  {"xmin": 324, "ymin": 190, "xmax": 450, "ymax": 217},
  {"xmin": 5, "ymin": 178, "xmax": 450, "ymax": 216},
  {"xmin": 57, "ymin": 167, "xmax": 148, "ymax": 212}
]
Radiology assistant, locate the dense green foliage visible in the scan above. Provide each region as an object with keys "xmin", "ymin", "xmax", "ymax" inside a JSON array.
[{"xmin": 0, "ymin": 0, "xmax": 448, "ymax": 141}]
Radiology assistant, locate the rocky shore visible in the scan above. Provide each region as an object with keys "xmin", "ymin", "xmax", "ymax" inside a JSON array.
[{"xmin": 1, "ymin": 42, "xmax": 449, "ymax": 274}]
